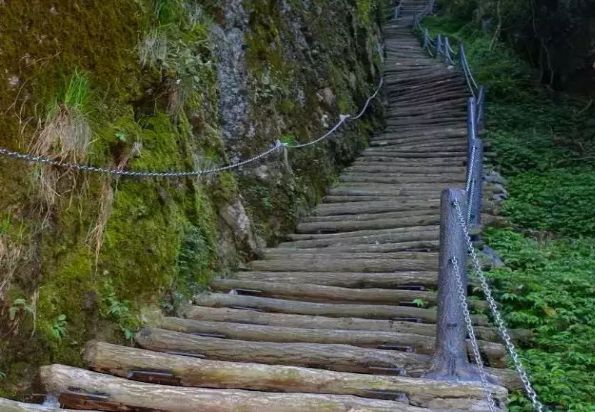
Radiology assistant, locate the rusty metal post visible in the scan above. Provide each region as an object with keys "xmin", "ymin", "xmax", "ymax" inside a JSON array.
[{"xmin": 424, "ymin": 189, "xmax": 482, "ymax": 381}]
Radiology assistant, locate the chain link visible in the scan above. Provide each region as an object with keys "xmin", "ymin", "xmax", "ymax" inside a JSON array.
[
  {"xmin": 453, "ymin": 199, "xmax": 545, "ymax": 412},
  {"xmin": 0, "ymin": 79, "xmax": 383, "ymax": 179},
  {"xmin": 451, "ymin": 256, "xmax": 498, "ymax": 412}
]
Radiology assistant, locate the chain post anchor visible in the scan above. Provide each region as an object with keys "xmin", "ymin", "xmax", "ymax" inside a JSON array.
[{"xmin": 424, "ymin": 189, "xmax": 496, "ymax": 385}]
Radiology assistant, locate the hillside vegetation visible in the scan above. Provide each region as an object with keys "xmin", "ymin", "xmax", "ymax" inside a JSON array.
[
  {"xmin": 425, "ymin": 4, "xmax": 595, "ymax": 410},
  {"xmin": 0, "ymin": 0, "xmax": 386, "ymax": 397}
]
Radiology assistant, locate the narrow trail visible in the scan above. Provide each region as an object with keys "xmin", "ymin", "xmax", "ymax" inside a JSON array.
[{"xmin": 6, "ymin": 2, "xmax": 519, "ymax": 411}]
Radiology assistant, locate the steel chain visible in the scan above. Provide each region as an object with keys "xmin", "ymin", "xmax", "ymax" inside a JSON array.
[
  {"xmin": 0, "ymin": 79, "xmax": 383, "ymax": 178},
  {"xmin": 453, "ymin": 199, "xmax": 545, "ymax": 412},
  {"xmin": 451, "ymin": 256, "xmax": 498, "ymax": 412}
]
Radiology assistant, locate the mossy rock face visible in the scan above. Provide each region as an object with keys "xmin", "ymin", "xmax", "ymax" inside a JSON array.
[{"xmin": 0, "ymin": 0, "xmax": 384, "ymax": 397}]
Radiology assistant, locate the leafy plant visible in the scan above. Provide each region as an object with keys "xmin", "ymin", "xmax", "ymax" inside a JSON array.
[
  {"xmin": 412, "ymin": 298, "xmax": 427, "ymax": 308},
  {"xmin": 50, "ymin": 314, "xmax": 68, "ymax": 341},
  {"xmin": 424, "ymin": 12, "xmax": 595, "ymax": 411},
  {"xmin": 100, "ymin": 280, "xmax": 140, "ymax": 341},
  {"xmin": 8, "ymin": 298, "xmax": 34, "ymax": 322}
]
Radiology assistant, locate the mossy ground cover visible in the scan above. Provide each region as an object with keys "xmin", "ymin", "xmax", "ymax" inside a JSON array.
[
  {"xmin": 424, "ymin": 14, "xmax": 595, "ymax": 412},
  {"xmin": 0, "ymin": 0, "xmax": 385, "ymax": 398}
]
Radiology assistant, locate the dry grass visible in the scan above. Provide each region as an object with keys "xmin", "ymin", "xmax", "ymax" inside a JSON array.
[
  {"xmin": 139, "ymin": 29, "xmax": 168, "ymax": 68},
  {"xmin": 30, "ymin": 70, "xmax": 92, "ymax": 210},
  {"xmin": 0, "ymin": 236, "xmax": 22, "ymax": 302},
  {"xmin": 87, "ymin": 142, "xmax": 142, "ymax": 266}
]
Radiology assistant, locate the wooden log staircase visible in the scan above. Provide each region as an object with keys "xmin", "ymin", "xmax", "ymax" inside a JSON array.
[{"xmin": 5, "ymin": 1, "xmax": 521, "ymax": 411}]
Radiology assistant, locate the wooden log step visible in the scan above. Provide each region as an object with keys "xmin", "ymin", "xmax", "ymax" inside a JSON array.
[
  {"xmin": 0, "ymin": 399, "xmax": 87, "ymax": 412},
  {"xmin": 339, "ymin": 175, "xmax": 463, "ymax": 185},
  {"xmin": 323, "ymin": 195, "xmax": 441, "ymax": 204},
  {"xmin": 346, "ymin": 165, "xmax": 466, "ymax": 174},
  {"xmin": 41, "ymin": 364, "xmax": 423, "ymax": 412},
  {"xmin": 192, "ymin": 293, "xmax": 490, "ymax": 326},
  {"xmin": 193, "ymin": 293, "xmax": 441, "ymax": 322},
  {"xmin": 372, "ymin": 127, "xmax": 467, "ymax": 140},
  {"xmin": 282, "ymin": 230, "xmax": 439, "ymax": 249},
  {"xmin": 303, "ymin": 208, "xmax": 439, "ymax": 222},
  {"xmin": 85, "ymin": 341, "xmax": 507, "ymax": 410},
  {"xmin": 248, "ymin": 257, "xmax": 437, "ymax": 273},
  {"xmin": 210, "ymin": 278, "xmax": 436, "ymax": 304},
  {"xmin": 261, "ymin": 250, "xmax": 438, "ymax": 261},
  {"xmin": 178, "ymin": 305, "xmax": 517, "ymax": 344},
  {"xmin": 326, "ymin": 187, "xmax": 459, "ymax": 198},
  {"xmin": 228, "ymin": 270, "xmax": 438, "ymax": 288},
  {"xmin": 284, "ymin": 225, "xmax": 438, "ymax": 241},
  {"xmin": 362, "ymin": 149, "xmax": 467, "ymax": 157},
  {"xmin": 313, "ymin": 200, "xmax": 441, "ymax": 215},
  {"xmin": 277, "ymin": 240, "xmax": 440, "ymax": 253},
  {"xmin": 135, "ymin": 329, "xmax": 514, "ymax": 386},
  {"xmin": 296, "ymin": 215, "xmax": 441, "ymax": 233},
  {"xmin": 136, "ymin": 327, "xmax": 432, "ymax": 376},
  {"xmin": 157, "ymin": 318, "xmax": 507, "ymax": 363}
]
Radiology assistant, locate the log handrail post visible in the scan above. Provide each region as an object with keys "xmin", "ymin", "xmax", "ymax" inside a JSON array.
[
  {"xmin": 425, "ymin": 189, "xmax": 482, "ymax": 381},
  {"xmin": 468, "ymin": 139, "xmax": 484, "ymax": 229},
  {"xmin": 476, "ymin": 86, "xmax": 486, "ymax": 134}
]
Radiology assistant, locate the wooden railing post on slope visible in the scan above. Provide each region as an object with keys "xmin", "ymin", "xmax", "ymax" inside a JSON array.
[
  {"xmin": 466, "ymin": 97, "xmax": 484, "ymax": 229},
  {"xmin": 424, "ymin": 189, "xmax": 483, "ymax": 381},
  {"xmin": 468, "ymin": 138, "xmax": 484, "ymax": 228}
]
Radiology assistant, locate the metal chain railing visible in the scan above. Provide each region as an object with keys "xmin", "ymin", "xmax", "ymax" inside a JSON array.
[
  {"xmin": 404, "ymin": 3, "xmax": 545, "ymax": 410},
  {"xmin": 0, "ymin": 79, "xmax": 384, "ymax": 179},
  {"xmin": 451, "ymin": 256, "xmax": 498, "ymax": 412},
  {"xmin": 453, "ymin": 199, "xmax": 545, "ymax": 412}
]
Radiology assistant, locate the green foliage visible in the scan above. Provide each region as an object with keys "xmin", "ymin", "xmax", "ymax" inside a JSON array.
[
  {"xmin": 50, "ymin": 314, "xmax": 68, "ymax": 341},
  {"xmin": 484, "ymin": 229, "xmax": 595, "ymax": 411},
  {"xmin": 425, "ymin": 12, "xmax": 595, "ymax": 411},
  {"xmin": 8, "ymin": 299, "xmax": 33, "ymax": 322},
  {"xmin": 100, "ymin": 280, "xmax": 140, "ymax": 341},
  {"xmin": 503, "ymin": 169, "xmax": 595, "ymax": 236},
  {"xmin": 175, "ymin": 225, "xmax": 215, "ymax": 295}
]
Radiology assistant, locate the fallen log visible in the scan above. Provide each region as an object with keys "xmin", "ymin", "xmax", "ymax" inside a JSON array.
[{"xmin": 40, "ymin": 364, "xmax": 423, "ymax": 412}]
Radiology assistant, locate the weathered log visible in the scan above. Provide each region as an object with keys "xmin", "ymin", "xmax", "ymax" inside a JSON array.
[
  {"xmin": 158, "ymin": 317, "xmax": 506, "ymax": 364},
  {"xmin": 229, "ymin": 271, "xmax": 439, "ymax": 288},
  {"xmin": 313, "ymin": 201, "xmax": 441, "ymax": 216},
  {"xmin": 338, "ymin": 175, "xmax": 463, "ymax": 185},
  {"xmin": 323, "ymin": 195, "xmax": 441, "ymax": 204},
  {"xmin": 85, "ymin": 341, "xmax": 507, "ymax": 410},
  {"xmin": 276, "ymin": 241, "xmax": 440, "ymax": 253},
  {"xmin": 193, "ymin": 293, "xmax": 441, "ymax": 323},
  {"xmin": 135, "ymin": 328, "xmax": 519, "ymax": 389},
  {"xmin": 179, "ymin": 305, "xmax": 529, "ymax": 344},
  {"xmin": 193, "ymin": 294, "xmax": 490, "ymax": 327},
  {"xmin": 136, "ymin": 327, "xmax": 431, "ymax": 376},
  {"xmin": 261, "ymin": 250, "xmax": 438, "ymax": 261},
  {"xmin": 40, "ymin": 364, "xmax": 425, "ymax": 412},
  {"xmin": 303, "ymin": 209, "xmax": 440, "ymax": 223},
  {"xmin": 287, "ymin": 225, "xmax": 440, "ymax": 241},
  {"xmin": 210, "ymin": 278, "xmax": 436, "ymax": 304},
  {"xmin": 248, "ymin": 257, "xmax": 437, "ymax": 272},
  {"xmin": 282, "ymin": 230, "xmax": 440, "ymax": 249}
]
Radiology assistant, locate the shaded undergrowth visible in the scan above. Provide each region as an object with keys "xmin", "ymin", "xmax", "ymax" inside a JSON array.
[{"xmin": 424, "ymin": 14, "xmax": 595, "ymax": 412}]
